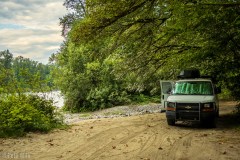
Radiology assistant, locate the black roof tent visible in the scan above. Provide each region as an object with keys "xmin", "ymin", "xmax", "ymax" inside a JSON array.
[
  {"xmin": 177, "ymin": 69, "xmax": 216, "ymax": 83},
  {"xmin": 177, "ymin": 69, "xmax": 200, "ymax": 79}
]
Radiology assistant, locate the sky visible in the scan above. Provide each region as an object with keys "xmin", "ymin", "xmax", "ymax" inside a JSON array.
[{"xmin": 0, "ymin": 0, "xmax": 68, "ymax": 64}]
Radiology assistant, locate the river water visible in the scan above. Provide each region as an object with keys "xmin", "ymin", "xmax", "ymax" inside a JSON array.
[{"xmin": 35, "ymin": 91, "xmax": 64, "ymax": 108}]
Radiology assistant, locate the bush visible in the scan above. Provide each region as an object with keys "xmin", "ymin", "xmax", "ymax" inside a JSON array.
[
  {"xmin": 218, "ymin": 88, "xmax": 233, "ymax": 100},
  {"xmin": 0, "ymin": 95, "xmax": 63, "ymax": 137},
  {"xmin": 84, "ymin": 87, "xmax": 130, "ymax": 111},
  {"xmin": 129, "ymin": 94, "xmax": 160, "ymax": 104}
]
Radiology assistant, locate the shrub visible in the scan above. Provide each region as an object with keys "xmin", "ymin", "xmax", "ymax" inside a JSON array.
[
  {"xmin": 85, "ymin": 86, "xmax": 130, "ymax": 111},
  {"xmin": 129, "ymin": 94, "xmax": 160, "ymax": 104},
  {"xmin": 0, "ymin": 95, "xmax": 63, "ymax": 137}
]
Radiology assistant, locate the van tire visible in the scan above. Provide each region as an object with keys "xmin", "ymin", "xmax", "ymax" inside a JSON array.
[
  {"xmin": 167, "ymin": 119, "xmax": 175, "ymax": 126},
  {"xmin": 216, "ymin": 109, "xmax": 220, "ymax": 117},
  {"xmin": 201, "ymin": 118, "xmax": 216, "ymax": 128},
  {"xmin": 209, "ymin": 117, "xmax": 217, "ymax": 128}
]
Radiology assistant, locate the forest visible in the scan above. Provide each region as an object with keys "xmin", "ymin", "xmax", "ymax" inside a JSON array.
[
  {"xmin": 0, "ymin": 0, "xmax": 239, "ymax": 137},
  {"xmin": 56, "ymin": 0, "xmax": 240, "ymax": 112}
]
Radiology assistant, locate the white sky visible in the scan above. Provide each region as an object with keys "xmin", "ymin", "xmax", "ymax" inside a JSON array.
[{"xmin": 0, "ymin": 0, "xmax": 68, "ymax": 64}]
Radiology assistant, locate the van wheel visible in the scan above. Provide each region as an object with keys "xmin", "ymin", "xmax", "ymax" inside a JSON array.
[
  {"xmin": 201, "ymin": 118, "xmax": 216, "ymax": 128},
  {"xmin": 209, "ymin": 117, "xmax": 217, "ymax": 128},
  {"xmin": 216, "ymin": 109, "xmax": 220, "ymax": 117},
  {"xmin": 167, "ymin": 119, "xmax": 175, "ymax": 126}
]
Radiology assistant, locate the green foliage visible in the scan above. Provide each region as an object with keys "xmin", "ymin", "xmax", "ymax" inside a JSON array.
[
  {"xmin": 0, "ymin": 50, "xmax": 56, "ymax": 94},
  {"xmin": 0, "ymin": 95, "xmax": 63, "ymax": 138},
  {"xmin": 86, "ymin": 86, "xmax": 130, "ymax": 111},
  {"xmin": 12, "ymin": 56, "xmax": 55, "ymax": 92},
  {"xmin": 57, "ymin": 0, "xmax": 240, "ymax": 111},
  {"xmin": 0, "ymin": 51, "xmax": 63, "ymax": 137},
  {"xmin": 0, "ymin": 50, "xmax": 13, "ymax": 69},
  {"xmin": 129, "ymin": 94, "xmax": 161, "ymax": 105},
  {"xmin": 57, "ymin": 47, "xmax": 131, "ymax": 112}
]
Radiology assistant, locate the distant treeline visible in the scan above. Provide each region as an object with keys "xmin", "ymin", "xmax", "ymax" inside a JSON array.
[{"xmin": 0, "ymin": 50, "xmax": 55, "ymax": 94}]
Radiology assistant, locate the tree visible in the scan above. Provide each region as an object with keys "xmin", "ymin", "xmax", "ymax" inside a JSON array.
[
  {"xmin": 57, "ymin": 0, "xmax": 240, "ymax": 111},
  {"xmin": 0, "ymin": 50, "xmax": 55, "ymax": 95},
  {"xmin": 12, "ymin": 56, "xmax": 55, "ymax": 93},
  {"xmin": 0, "ymin": 50, "xmax": 13, "ymax": 69},
  {"xmin": 60, "ymin": 0, "xmax": 86, "ymax": 37},
  {"xmin": 0, "ymin": 50, "xmax": 14, "ymax": 94}
]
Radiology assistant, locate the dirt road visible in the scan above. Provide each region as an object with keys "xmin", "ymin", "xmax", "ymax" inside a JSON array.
[{"xmin": 1, "ymin": 101, "xmax": 240, "ymax": 160}]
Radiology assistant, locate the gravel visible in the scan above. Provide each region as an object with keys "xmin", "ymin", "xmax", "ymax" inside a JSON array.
[
  {"xmin": 37, "ymin": 91, "xmax": 163, "ymax": 124},
  {"xmin": 63, "ymin": 103, "xmax": 162, "ymax": 124}
]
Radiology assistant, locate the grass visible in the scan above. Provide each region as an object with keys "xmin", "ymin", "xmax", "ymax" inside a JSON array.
[
  {"xmin": 129, "ymin": 94, "xmax": 160, "ymax": 105},
  {"xmin": 79, "ymin": 113, "xmax": 92, "ymax": 118}
]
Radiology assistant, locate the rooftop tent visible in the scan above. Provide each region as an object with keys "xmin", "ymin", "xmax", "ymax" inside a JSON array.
[{"xmin": 177, "ymin": 69, "xmax": 200, "ymax": 79}]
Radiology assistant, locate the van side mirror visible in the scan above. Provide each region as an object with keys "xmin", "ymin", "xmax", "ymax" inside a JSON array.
[{"xmin": 215, "ymin": 87, "xmax": 221, "ymax": 94}]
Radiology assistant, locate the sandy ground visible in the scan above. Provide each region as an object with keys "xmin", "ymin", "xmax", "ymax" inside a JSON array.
[{"xmin": 0, "ymin": 101, "xmax": 240, "ymax": 160}]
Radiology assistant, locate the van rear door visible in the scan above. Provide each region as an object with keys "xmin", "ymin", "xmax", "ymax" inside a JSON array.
[{"xmin": 160, "ymin": 81, "xmax": 174, "ymax": 112}]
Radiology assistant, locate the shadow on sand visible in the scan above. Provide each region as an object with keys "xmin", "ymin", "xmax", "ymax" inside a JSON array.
[
  {"xmin": 173, "ymin": 112, "xmax": 240, "ymax": 130},
  {"xmin": 217, "ymin": 113, "xmax": 240, "ymax": 129}
]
